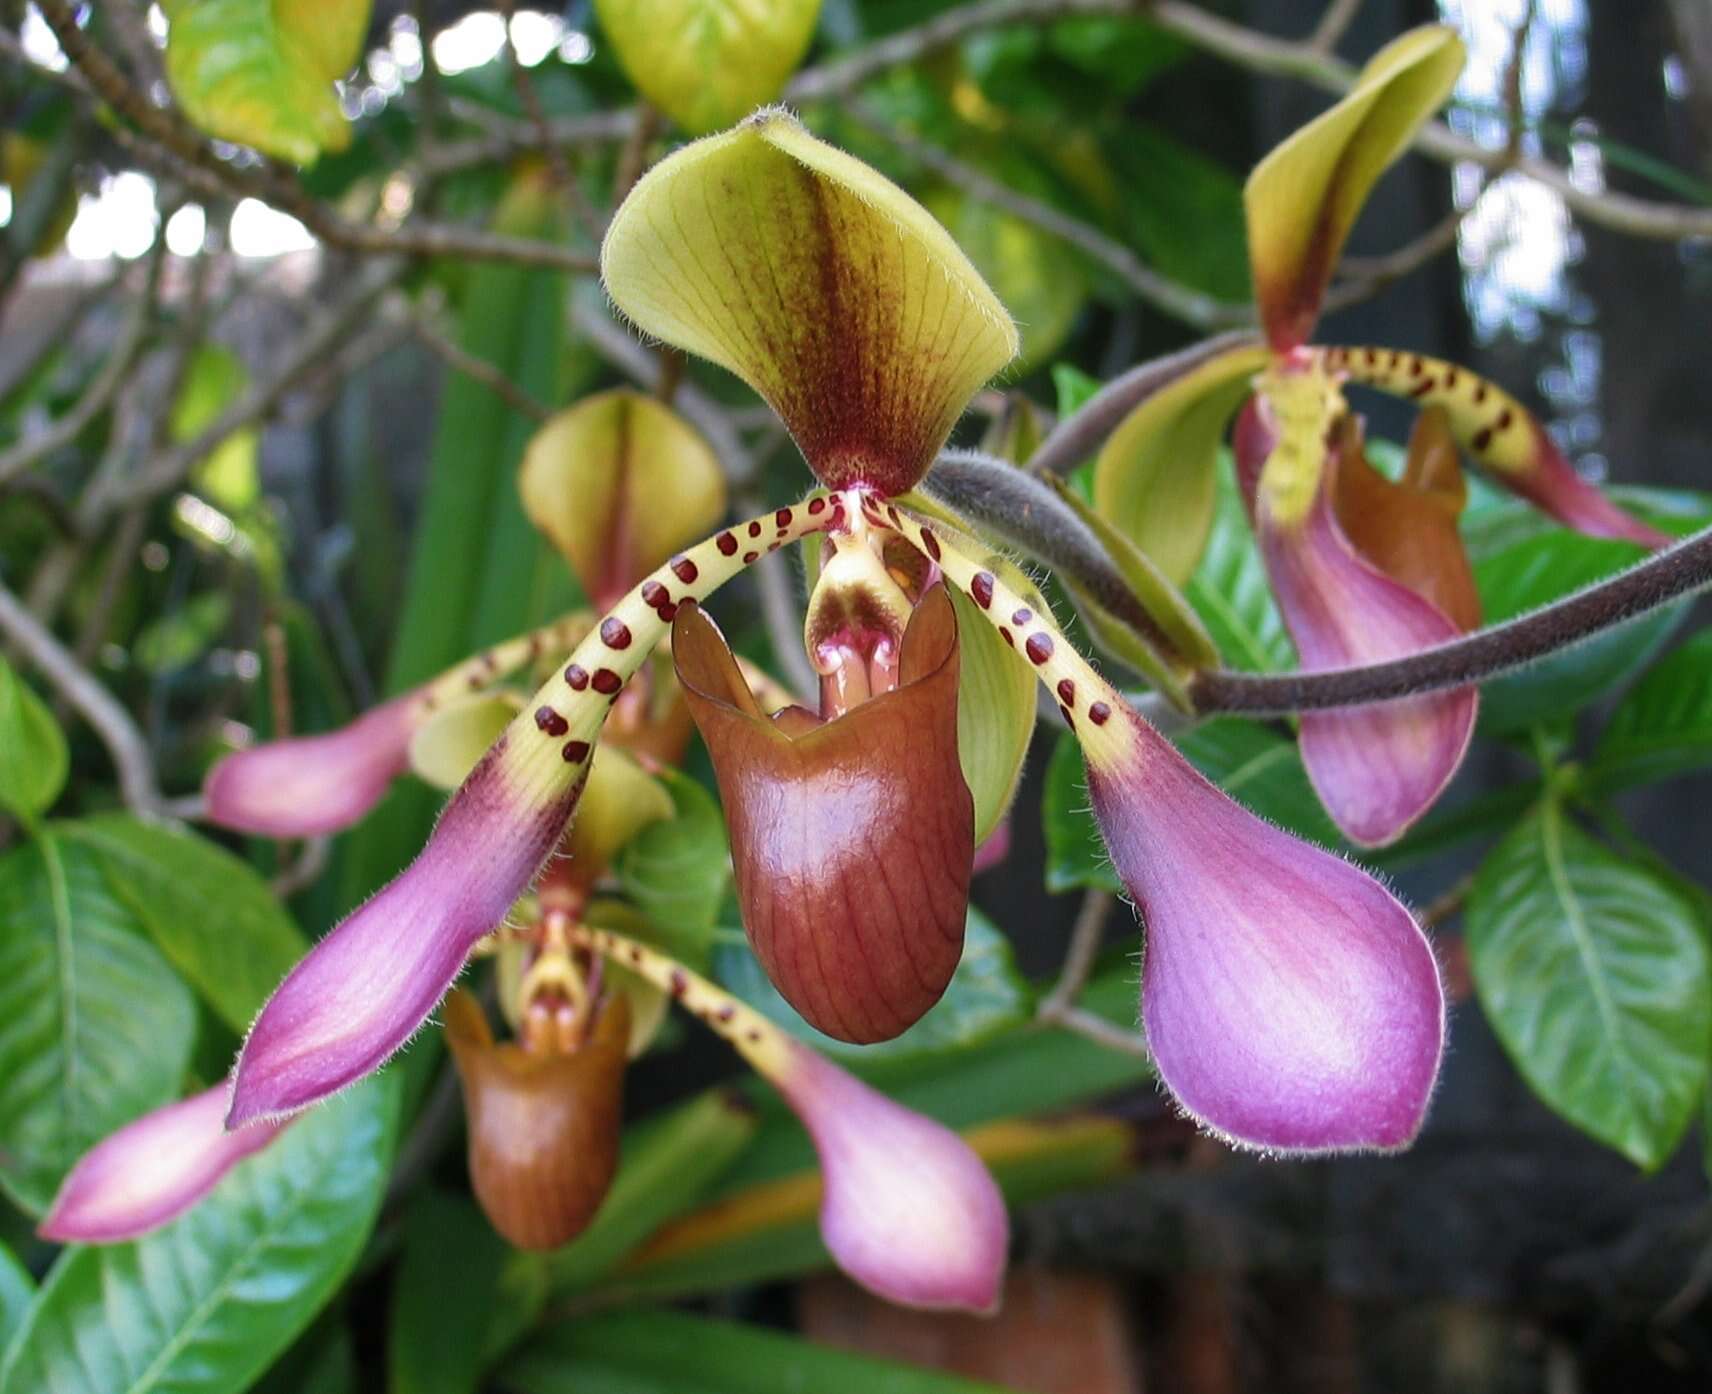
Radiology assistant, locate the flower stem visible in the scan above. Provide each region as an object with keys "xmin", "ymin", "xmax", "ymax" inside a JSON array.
[{"xmin": 1189, "ymin": 523, "xmax": 1712, "ymax": 715}]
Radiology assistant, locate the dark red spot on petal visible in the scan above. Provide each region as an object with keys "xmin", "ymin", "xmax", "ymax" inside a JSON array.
[
  {"xmin": 592, "ymin": 669, "xmax": 622, "ymax": 695},
  {"xmin": 1026, "ymin": 633, "xmax": 1054, "ymax": 665},
  {"xmin": 718, "ymin": 532, "xmax": 738, "ymax": 556},
  {"xmin": 1473, "ymin": 427, "xmax": 1493, "ymax": 452},
  {"xmin": 1410, "ymin": 378, "xmax": 1435, "ymax": 399},
  {"xmin": 672, "ymin": 556, "xmax": 699, "ymax": 584},
  {"xmin": 775, "ymin": 508, "xmax": 792, "ymax": 528},
  {"xmin": 1410, "ymin": 356, "xmax": 1425, "ymax": 376},
  {"xmin": 565, "ymin": 664, "xmax": 589, "ymax": 690},
  {"xmin": 600, "ymin": 618, "xmax": 632, "ymax": 650},
  {"xmin": 1473, "ymin": 383, "xmax": 1488, "ymax": 405},
  {"xmin": 1057, "ymin": 678, "xmax": 1076, "ymax": 707},
  {"xmin": 971, "ymin": 571, "xmax": 995, "ymax": 608},
  {"xmin": 641, "ymin": 580, "xmax": 668, "ymax": 607},
  {"xmin": 562, "ymin": 740, "xmax": 590, "ymax": 763},
  {"xmin": 669, "ymin": 969, "xmax": 687, "ymax": 998},
  {"xmin": 743, "ymin": 550, "xmax": 759, "ymax": 564},
  {"xmin": 534, "ymin": 706, "xmax": 569, "ymax": 737},
  {"xmin": 808, "ymin": 497, "xmax": 826, "ymax": 515},
  {"xmin": 1090, "ymin": 701, "xmax": 1111, "ymax": 725},
  {"xmin": 1444, "ymin": 367, "xmax": 1459, "ymax": 389},
  {"xmin": 999, "ymin": 627, "xmax": 1013, "ymax": 647},
  {"xmin": 1497, "ymin": 408, "xmax": 1514, "ymax": 430},
  {"xmin": 1060, "ymin": 704, "xmax": 1075, "ymax": 727},
  {"xmin": 920, "ymin": 528, "xmax": 941, "ymax": 561},
  {"xmin": 716, "ymin": 1003, "xmax": 735, "ymax": 1022},
  {"xmin": 748, "ymin": 520, "xmax": 762, "ymax": 538},
  {"xmin": 1012, "ymin": 607, "xmax": 1032, "ymax": 626}
]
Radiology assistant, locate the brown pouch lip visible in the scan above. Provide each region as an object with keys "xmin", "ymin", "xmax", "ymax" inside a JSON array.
[
  {"xmin": 446, "ymin": 989, "xmax": 630, "ymax": 1250},
  {"xmin": 671, "ymin": 587, "xmax": 973, "ymax": 1044},
  {"xmin": 1332, "ymin": 407, "xmax": 1481, "ymax": 633}
]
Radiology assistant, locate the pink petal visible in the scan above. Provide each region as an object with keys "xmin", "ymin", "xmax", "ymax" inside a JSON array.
[
  {"xmin": 1505, "ymin": 421, "xmax": 1673, "ymax": 548},
  {"xmin": 971, "ymin": 816, "xmax": 1013, "ymax": 875},
  {"xmin": 1237, "ymin": 400, "xmax": 1477, "ymax": 846},
  {"xmin": 1087, "ymin": 705, "xmax": 1445, "ymax": 1154},
  {"xmin": 38, "ymin": 1086, "xmax": 286, "ymax": 1243},
  {"xmin": 773, "ymin": 1042, "xmax": 1008, "ymax": 1313},
  {"xmin": 203, "ymin": 693, "xmax": 419, "ymax": 837},
  {"xmin": 226, "ymin": 741, "xmax": 581, "ymax": 1126}
]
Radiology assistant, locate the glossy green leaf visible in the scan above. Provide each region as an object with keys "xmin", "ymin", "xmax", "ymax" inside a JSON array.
[
  {"xmin": 1591, "ymin": 631, "xmax": 1712, "ymax": 791},
  {"xmin": 544, "ymin": 1088, "xmax": 759, "ymax": 1297},
  {"xmin": 388, "ymin": 1190, "xmax": 509, "ymax": 1394},
  {"xmin": 1473, "ymin": 529, "xmax": 1682, "ymax": 733},
  {"xmin": 613, "ymin": 771, "xmax": 729, "ymax": 966},
  {"xmin": 1185, "ymin": 458, "xmax": 1294, "ymax": 672},
  {"xmin": 60, "ymin": 814, "xmax": 305, "ymax": 1033},
  {"xmin": 1092, "ymin": 344, "xmax": 1266, "ymax": 585},
  {"xmin": 503, "ymin": 1308, "xmax": 1020, "ymax": 1394},
  {"xmin": 714, "ymin": 907, "xmax": 1031, "ymax": 1067},
  {"xmin": 161, "ymin": 0, "xmax": 371, "ymax": 164},
  {"xmin": 0, "ymin": 1240, "xmax": 34, "ymax": 1352},
  {"xmin": 0, "ymin": 831, "xmax": 196, "ymax": 1214},
  {"xmin": 0, "ymin": 1073, "xmax": 399, "ymax": 1394},
  {"xmin": 1466, "ymin": 802, "xmax": 1711, "ymax": 1170},
  {"xmin": 0, "ymin": 655, "xmax": 67, "ymax": 822}
]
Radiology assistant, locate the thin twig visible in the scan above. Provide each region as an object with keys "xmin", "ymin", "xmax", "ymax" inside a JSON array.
[
  {"xmin": 0, "ymin": 238, "xmax": 170, "ymax": 485},
  {"xmin": 1038, "ymin": 888, "xmax": 1116, "ymax": 1020},
  {"xmin": 1323, "ymin": 205, "xmax": 1468, "ymax": 312},
  {"xmin": 1191, "ymin": 524, "xmax": 1712, "ymax": 714},
  {"xmin": 846, "ymin": 101, "xmax": 1251, "ymax": 331},
  {"xmin": 1308, "ymin": 0, "xmax": 1364, "ymax": 54},
  {"xmin": 0, "ymin": 580, "xmax": 161, "ymax": 813},
  {"xmin": 1419, "ymin": 873, "xmax": 1473, "ymax": 930},
  {"xmin": 1051, "ymin": 1004, "xmax": 1150, "ymax": 1057}
]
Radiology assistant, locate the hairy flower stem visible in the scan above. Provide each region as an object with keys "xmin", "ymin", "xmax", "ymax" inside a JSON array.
[
  {"xmin": 1191, "ymin": 522, "xmax": 1712, "ymax": 715},
  {"xmin": 413, "ymin": 611, "xmax": 595, "ymax": 714}
]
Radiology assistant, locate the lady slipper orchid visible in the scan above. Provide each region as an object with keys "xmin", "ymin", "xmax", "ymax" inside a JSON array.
[
  {"xmin": 38, "ymin": 1085, "xmax": 286, "ymax": 1243},
  {"xmin": 211, "ymin": 106, "xmax": 1449, "ymax": 1245},
  {"xmin": 1091, "ymin": 23, "xmax": 1669, "ymax": 846}
]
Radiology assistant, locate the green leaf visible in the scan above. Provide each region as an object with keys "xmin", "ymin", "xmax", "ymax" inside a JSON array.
[
  {"xmin": 613, "ymin": 771, "xmax": 729, "ymax": 965},
  {"xmin": 133, "ymin": 592, "xmax": 233, "ymax": 675},
  {"xmin": 1041, "ymin": 730, "xmax": 1120, "ymax": 896},
  {"xmin": 1591, "ymin": 632, "xmax": 1712, "ymax": 791},
  {"xmin": 0, "ymin": 831, "xmax": 196, "ymax": 1214},
  {"xmin": 504, "ymin": 1309, "xmax": 1024, "ymax": 1394},
  {"xmin": 1051, "ymin": 363, "xmax": 1103, "ymax": 422},
  {"xmin": 544, "ymin": 1088, "xmax": 759, "ymax": 1297},
  {"xmin": 161, "ymin": 0, "xmax": 370, "ymax": 165},
  {"xmin": 1472, "ymin": 529, "xmax": 1683, "ymax": 733},
  {"xmin": 60, "ymin": 814, "xmax": 305, "ymax": 1033},
  {"xmin": 0, "ymin": 1240, "xmax": 34, "ymax": 1353},
  {"xmin": 0, "ymin": 1073, "xmax": 400, "ymax": 1394},
  {"xmin": 0, "ymin": 655, "xmax": 67, "ymax": 822},
  {"xmin": 1185, "ymin": 458, "xmax": 1295, "ymax": 673},
  {"xmin": 1466, "ymin": 801, "xmax": 1711, "ymax": 1170},
  {"xmin": 388, "ymin": 1190, "xmax": 509, "ymax": 1394},
  {"xmin": 713, "ymin": 907, "xmax": 1031, "ymax": 1068}
]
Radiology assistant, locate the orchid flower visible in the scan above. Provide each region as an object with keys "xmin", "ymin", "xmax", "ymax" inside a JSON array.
[
  {"xmin": 1090, "ymin": 24, "xmax": 1671, "ymax": 848},
  {"xmin": 197, "ymin": 108, "xmax": 1444, "ymax": 1169}
]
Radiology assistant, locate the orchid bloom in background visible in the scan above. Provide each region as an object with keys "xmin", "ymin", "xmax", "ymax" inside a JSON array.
[
  {"xmin": 1089, "ymin": 24, "xmax": 1671, "ymax": 848},
  {"xmin": 182, "ymin": 107, "xmax": 1444, "ymax": 1171}
]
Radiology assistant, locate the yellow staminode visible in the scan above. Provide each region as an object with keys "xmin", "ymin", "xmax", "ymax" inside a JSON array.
[
  {"xmin": 1244, "ymin": 25, "xmax": 1465, "ymax": 349},
  {"xmin": 594, "ymin": 0, "xmax": 822, "ymax": 136},
  {"xmin": 601, "ymin": 111, "xmax": 1019, "ymax": 496}
]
